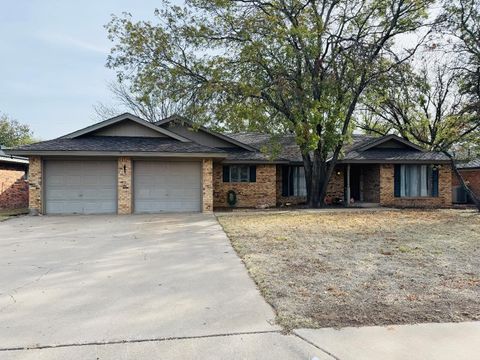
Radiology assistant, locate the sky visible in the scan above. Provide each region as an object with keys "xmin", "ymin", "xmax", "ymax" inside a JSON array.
[
  {"xmin": 0, "ymin": 1, "xmax": 181, "ymax": 140},
  {"xmin": 0, "ymin": 1, "xmax": 433, "ymax": 141}
]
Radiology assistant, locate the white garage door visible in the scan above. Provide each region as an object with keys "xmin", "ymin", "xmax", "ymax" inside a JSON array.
[
  {"xmin": 134, "ymin": 161, "xmax": 201, "ymax": 213},
  {"xmin": 44, "ymin": 160, "xmax": 117, "ymax": 214}
]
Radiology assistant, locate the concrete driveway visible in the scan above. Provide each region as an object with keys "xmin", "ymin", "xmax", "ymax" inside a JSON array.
[{"xmin": 0, "ymin": 214, "xmax": 326, "ymax": 359}]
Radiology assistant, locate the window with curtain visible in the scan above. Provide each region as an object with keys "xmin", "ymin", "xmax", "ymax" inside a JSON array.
[
  {"xmin": 222, "ymin": 165, "xmax": 256, "ymax": 183},
  {"xmin": 394, "ymin": 164, "xmax": 439, "ymax": 197},
  {"xmin": 282, "ymin": 166, "xmax": 307, "ymax": 197}
]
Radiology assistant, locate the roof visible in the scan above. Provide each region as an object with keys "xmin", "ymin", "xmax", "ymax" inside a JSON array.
[
  {"xmin": 156, "ymin": 114, "xmax": 256, "ymax": 151},
  {"xmin": 6, "ymin": 113, "xmax": 449, "ymax": 164},
  {"xmin": 458, "ymin": 158, "xmax": 480, "ymax": 169},
  {"xmin": 227, "ymin": 133, "xmax": 448, "ymax": 163},
  {"xmin": 227, "ymin": 133, "xmax": 301, "ymax": 162},
  {"xmin": 11, "ymin": 137, "xmax": 226, "ymax": 157},
  {"xmin": 342, "ymin": 149, "xmax": 450, "ymax": 163},
  {"xmin": 354, "ymin": 134, "xmax": 425, "ymax": 152},
  {"xmin": 0, "ymin": 147, "xmax": 29, "ymax": 165},
  {"xmin": 61, "ymin": 113, "xmax": 190, "ymax": 142}
]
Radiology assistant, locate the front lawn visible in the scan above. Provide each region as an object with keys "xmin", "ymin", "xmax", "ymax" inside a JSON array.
[{"xmin": 218, "ymin": 210, "xmax": 480, "ymax": 329}]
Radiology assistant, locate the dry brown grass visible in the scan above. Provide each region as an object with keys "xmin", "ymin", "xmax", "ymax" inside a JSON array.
[{"xmin": 218, "ymin": 209, "xmax": 480, "ymax": 329}]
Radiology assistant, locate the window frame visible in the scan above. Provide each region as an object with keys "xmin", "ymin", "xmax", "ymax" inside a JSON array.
[
  {"xmin": 394, "ymin": 164, "xmax": 439, "ymax": 198},
  {"xmin": 222, "ymin": 165, "xmax": 256, "ymax": 183}
]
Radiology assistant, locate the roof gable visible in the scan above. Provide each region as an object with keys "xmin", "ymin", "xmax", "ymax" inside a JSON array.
[
  {"xmin": 61, "ymin": 113, "xmax": 190, "ymax": 142},
  {"xmin": 156, "ymin": 115, "xmax": 256, "ymax": 151},
  {"xmin": 355, "ymin": 134, "xmax": 425, "ymax": 152}
]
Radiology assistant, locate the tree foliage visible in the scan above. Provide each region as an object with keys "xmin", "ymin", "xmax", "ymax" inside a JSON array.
[
  {"xmin": 106, "ymin": 0, "xmax": 434, "ymax": 207},
  {"xmin": 0, "ymin": 113, "xmax": 34, "ymax": 148},
  {"xmin": 358, "ymin": 60, "xmax": 480, "ymax": 153}
]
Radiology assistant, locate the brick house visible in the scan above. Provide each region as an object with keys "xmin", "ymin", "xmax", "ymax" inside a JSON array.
[
  {"xmin": 452, "ymin": 159, "xmax": 480, "ymax": 204},
  {"xmin": 0, "ymin": 146, "xmax": 29, "ymax": 210},
  {"xmin": 8, "ymin": 113, "xmax": 452, "ymax": 215}
]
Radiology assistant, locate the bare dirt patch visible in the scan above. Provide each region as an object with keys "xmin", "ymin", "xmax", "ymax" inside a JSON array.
[{"xmin": 218, "ymin": 210, "xmax": 480, "ymax": 329}]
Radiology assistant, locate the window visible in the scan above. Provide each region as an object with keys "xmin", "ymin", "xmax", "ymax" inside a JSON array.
[
  {"xmin": 223, "ymin": 165, "xmax": 256, "ymax": 183},
  {"xmin": 282, "ymin": 166, "xmax": 307, "ymax": 197},
  {"xmin": 394, "ymin": 164, "xmax": 439, "ymax": 198}
]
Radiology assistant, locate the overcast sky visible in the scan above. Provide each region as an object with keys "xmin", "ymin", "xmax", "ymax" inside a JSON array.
[{"xmin": 0, "ymin": 1, "xmax": 181, "ymax": 140}]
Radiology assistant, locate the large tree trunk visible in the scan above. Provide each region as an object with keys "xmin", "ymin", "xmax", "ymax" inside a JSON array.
[
  {"xmin": 303, "ymin": 151, "xmax": 338, "ymax": 208},
  {"xmin": 449, "ymin": 157, "xmax": 480, "ymax": 212}
]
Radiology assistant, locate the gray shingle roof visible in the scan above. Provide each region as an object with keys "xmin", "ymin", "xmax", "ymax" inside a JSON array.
[
  {"xmin": 458, "ymin": 158, "xmax": 480, "ymax": 169},
  {"xmin": 13, "ymin": 136, "xmax": 225, "ymax": 154},
  {"xmin": 227, "ymin": 133, "xmax": 301, "ymax": 162},
  {"xmin": 344, "ymin": 149, "xmax": 450, "ymax": 162},
  {"xmin": 226, "ymin": 133, "xmax": 450, "ymax": 163}
]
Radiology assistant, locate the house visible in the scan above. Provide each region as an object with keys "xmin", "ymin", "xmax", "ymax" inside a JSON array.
[
  {"xmin": 0, "ymin": 146, "xmax": 29, "ymax": 210},
  {"xmin": 7, "ymin": 113, "xmax": 452, "ymax": 215},
  {"xmin": 452, "ymin": 158, "xmax": 480, "ymax": 204}
]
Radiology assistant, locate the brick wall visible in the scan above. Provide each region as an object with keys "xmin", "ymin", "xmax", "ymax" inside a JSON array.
[
  {"xmin": 202, "ymin": 159, "xmax": 213, "ymax": 212},
  {"xmin": 28, "ymin": 156, "xmax": 42, "ymax": 214},
  {"xmin": 118, "ymin": 157, "xmax": 132, "ymax": 214},
  {"xmin": 452, "ymin": 169, "xmax": 480, "ymax": 199},
  {"xmin": 379, "ymin": 164, "xmax": 452, "ymax": 208},
  {"xmin": 213, "ymin": 163, "xmax": 276, "ymax": 208},
  {"xmin": 326, "ymin": 165, "xmax": 345, "ymax": 202},
  {"xmin": 0, "ymin": 163, "xmax": 28, "ymax": 210}
]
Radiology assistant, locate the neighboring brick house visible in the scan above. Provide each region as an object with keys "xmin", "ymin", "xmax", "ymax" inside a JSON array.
[
  {"xmin": 452, "ymin": 159, "xmax": 480, "ymax": 204},
  {"xmin": 0, "ymin": 146, "xmax": 29, "ymax": 210},
  {"xmin": 7, "ymin": 113, "xmax": 452, "ymax": 215}
]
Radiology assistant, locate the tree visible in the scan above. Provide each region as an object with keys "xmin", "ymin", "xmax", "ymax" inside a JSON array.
[
  {"xmin": 0, "ymin": 113, "xmax": 34, "ymax": 148},
  {"xmin": 93, "ymin": 80, "xmax": 187, "ymax": 123},
  {"xmin": 443, "ymin": 0, "xmax": 480, "ymax": 117},
  {"xmin": 106, "ymin": 0, "xmax": 435, "ymax": 207}
]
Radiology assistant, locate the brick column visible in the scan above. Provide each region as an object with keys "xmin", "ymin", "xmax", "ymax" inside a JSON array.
[
  {"xmin": 379, "ymin": 164, "xmax": 395, "ymax": 206},
  {"xmin": 202, "ymin": 159, "xmax": 213, "ymax": 212},
  {"xmin": 118, "ymin": 157, "xmax": 132, "ymax": 214},
  {"xmin": 28, "ymin": 156, "xmax": 43, "ymax": 215},
  {"xmin": 439, "ymin": 164, "xmax": 452, "ymax": 207}
]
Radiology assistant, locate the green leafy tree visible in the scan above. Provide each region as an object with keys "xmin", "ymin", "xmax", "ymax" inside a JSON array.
[
  {"xmin": 106, "ymin": 0, "xmax": 435, "ymax": 207},
  {"xmin": 0, "ymin": 114, "xmax": 34, "ymax": 148}
]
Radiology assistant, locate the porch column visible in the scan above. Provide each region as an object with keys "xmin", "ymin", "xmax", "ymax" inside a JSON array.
[{"xmin": 345, "ymin": 164, "xmax": 351, "ymax": 207}]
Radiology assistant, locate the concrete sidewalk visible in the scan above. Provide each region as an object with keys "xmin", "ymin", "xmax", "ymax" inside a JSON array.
[
  {"xmin": 4, "ymin": 322, "xmax": 478, "ymax": 359},
  {"xmin": 296, "ymin": 321, "xmax": 480, "ymax": 360}
]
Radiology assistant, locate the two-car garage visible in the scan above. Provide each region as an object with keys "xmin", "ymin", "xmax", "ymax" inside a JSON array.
[{"xmin": 43, "ymin": 159, "xmax": 202, "ymax": 214}]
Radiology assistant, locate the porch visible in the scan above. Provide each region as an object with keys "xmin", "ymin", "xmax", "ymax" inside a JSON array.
[{"xmin": 344, "ymin": 164, "xmax": 381, "ymax": 206}]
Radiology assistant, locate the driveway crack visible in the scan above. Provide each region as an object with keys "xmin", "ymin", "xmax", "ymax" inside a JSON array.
[{"xmin": 0, "ymin": 330, "xmax": 282, "ymax": 352}]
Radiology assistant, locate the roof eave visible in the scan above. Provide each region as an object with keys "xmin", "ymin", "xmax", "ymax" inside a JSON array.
[
  {"xmin": 7, "ymin": 150, "xmax": 227, "ymax": 158},
  {"xmin": 336, "ymin": 159, "xmax": 451, "ymax": 164},
  {"xmin": 221, "ymin": 159, "xmax": 290, "ymax": 164}
]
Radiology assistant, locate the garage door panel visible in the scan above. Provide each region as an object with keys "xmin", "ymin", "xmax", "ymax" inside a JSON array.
[
  {"xmin": 134, "ymin": 161, "xmax": 201, "ymax": 213},
  {"xmin": 45, "ymin": 160, "xmax": 117, "ymax": 214}
]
